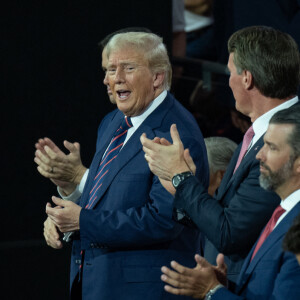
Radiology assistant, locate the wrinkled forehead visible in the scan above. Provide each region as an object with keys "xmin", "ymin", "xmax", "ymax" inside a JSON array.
[{"xmin": 107, "ymin": 46, "xmax": 149, "ymax": 67}]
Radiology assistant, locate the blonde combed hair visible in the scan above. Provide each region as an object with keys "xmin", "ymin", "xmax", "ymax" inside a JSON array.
[{"xmin": 106, "ymin": 32, "xmax": 172, "ymax": 90}]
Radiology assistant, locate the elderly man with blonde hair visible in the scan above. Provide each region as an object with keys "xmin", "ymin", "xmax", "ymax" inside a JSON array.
[{"xmin": 37, "ymin": 31, "xmax": 209, "ymax": 300}]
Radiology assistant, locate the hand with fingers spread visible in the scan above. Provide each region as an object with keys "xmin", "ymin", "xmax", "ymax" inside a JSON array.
[
  {"xmin": 140, "ymin": 124, "xmax": 196, "ymax": 182},
  {"xmin": 34, "ymin": 137, "xmax": 87, "ymax": 194},
  {"xmin": 161, "ymin": 254, "xmax": 227, "ymax": 298},
  {"xmin": 43, "ymin": 212, "xmax": 63, "ymax": 249},
  {"xmin": 46, "ymin": 196, "xmax": 81, "ymax": 233}
]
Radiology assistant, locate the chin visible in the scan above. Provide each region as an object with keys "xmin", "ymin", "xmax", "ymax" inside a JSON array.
[{"xmin": 108, "ymin": 96, "xmax": 116, "ymax": 104}]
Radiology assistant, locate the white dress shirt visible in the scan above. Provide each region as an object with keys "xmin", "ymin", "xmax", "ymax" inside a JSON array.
[
  {"xmin": 250, "ymin": 96, "xmax": 298, "ymax": 150},
  {"xmin": 275, "ymin": 189, "xmax": 300, "ymax": 229}
]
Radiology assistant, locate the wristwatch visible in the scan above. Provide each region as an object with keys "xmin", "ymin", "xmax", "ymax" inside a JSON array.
[
  {"xmin": 172, "ymin": 171, "xmax": 193, "ymax": 189},
  {"xmin": 204, "ymin": 284, "xmax": 224, "ymax": 300}
]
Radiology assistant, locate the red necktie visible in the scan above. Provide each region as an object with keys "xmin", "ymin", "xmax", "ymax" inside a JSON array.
[
  {"xmin": 86, "ymin": 116, "xmax": 133, "ymax": 209},
  {"xmin": 251, "ymin": 205, "xmax": 286, "ymax": 260},
  {"xmin": 233, "ymin": 125, "xmax": 254, "ymax": 173}
]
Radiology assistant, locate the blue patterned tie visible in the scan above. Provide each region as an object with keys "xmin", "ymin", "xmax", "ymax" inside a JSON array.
[{"xmin": 86, "ymin": 116, "xmax": 133, "ymax": 209}]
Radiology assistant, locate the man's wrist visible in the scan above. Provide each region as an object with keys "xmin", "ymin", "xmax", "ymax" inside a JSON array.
[
  {"xmin": 204, "ymin": 284, "xmax": 224, "ymax": 300},
  {"xmin": 59, "ymin": 183, "xmax": 77, "ymax": 196},
  {"xmin": 74, "ymin": 166, "xmax": 88, "ymax": 185},
  {"xmin": 172, "ymin": 171, "xmax": 193, "ymax": 189},
  {"xmin": 58, "ymin": 185, "xmax": 81, "ymax": 203}
]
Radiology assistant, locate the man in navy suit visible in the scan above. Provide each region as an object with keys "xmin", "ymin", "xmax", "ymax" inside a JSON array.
[
  {"xmin": 35, "ymin": 27, "xmax": 152, "ymax": 249},
  {"xmin": 141, "ymin": 26, "xmax": 300, "ymax": 285},
  {"xmin": 159, "ymin": 105, "xmax": 300, "ymax": 299},
  {"xmin": 42, "ymin": 32, "xmax": 209, "ymax": 299}
]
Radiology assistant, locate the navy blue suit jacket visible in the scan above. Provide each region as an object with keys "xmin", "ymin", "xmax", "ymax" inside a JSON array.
[
  {"xmin": 212, "ymin": 202, "xmax": 300, "ymax": 299},
  {"xmin": 69, "ymin": 92, "xmax": 209, "ymax": 300},
  {"xmin": 174, "ymin": 135, "xmax": 280, "ymax": 284}
]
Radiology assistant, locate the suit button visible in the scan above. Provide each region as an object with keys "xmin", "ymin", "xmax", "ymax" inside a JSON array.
[
  {"xmin": 75, "ymin": 259, "xmax": 81, "ymax": 265},
  {"xmin": 90, "ymin": 243, "xmax": 94, "ymax": 248}
]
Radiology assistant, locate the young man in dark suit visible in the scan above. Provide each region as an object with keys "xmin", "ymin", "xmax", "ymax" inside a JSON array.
[
  {"xmin": 141, "ymin": 26, "xmax": 300, "ymax": 285},
  {"xmin": 159, "ymin": 105, "xmax": 300, "ymax": 299}
]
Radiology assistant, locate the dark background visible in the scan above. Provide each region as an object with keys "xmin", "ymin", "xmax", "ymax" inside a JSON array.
[
  {"xmin": 2, "ymin": 1, "xmax": 300, "ymax": 299},
  {"xmin": 2, "ymin": 1, "xmax": 172, "ymax": 299}
]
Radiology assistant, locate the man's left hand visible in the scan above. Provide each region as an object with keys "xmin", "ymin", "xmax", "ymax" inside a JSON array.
[
  {"xmin": 46, "ymin": 196, "xmax": 81, "ymax": 232},
  {"xmin": 161, "ymin": 254, "xmax": 225, "ymax": 298}
]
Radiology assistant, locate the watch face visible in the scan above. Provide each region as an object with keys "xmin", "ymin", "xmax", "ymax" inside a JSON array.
[
  {"xmin": 172, "ymin": 175, "xmax": 181, "ymax": 188},
  {"xmin": 172, "ymin": 172, "xmax": 192, "ymax": 188}
]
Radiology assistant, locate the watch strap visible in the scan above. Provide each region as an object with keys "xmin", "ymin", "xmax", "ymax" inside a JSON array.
[
  {"xmin": 204, "ymin": 284, "xmax": 224, "ymax": 300},
  {"xmin": 172, "ymin": 171, "xmax": 193, "ymax": 189}
]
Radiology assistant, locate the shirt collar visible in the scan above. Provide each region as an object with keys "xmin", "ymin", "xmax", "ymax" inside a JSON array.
[
  {"xmin": 129, "ymin": 90, "xmax": 167, "ymax": 129},
  {"xmin": 251, "ymin": 96, "xmax": 299, "ymax": 146},
  {"xmin": 281, "ymin": 189, "xmax": 300, "ymax": 213}
]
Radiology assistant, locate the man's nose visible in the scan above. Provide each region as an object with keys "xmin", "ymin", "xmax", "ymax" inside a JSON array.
[
  {"xmin": 114, "ymin": 68, "xmax": 125, "ymax": 83},
  {"xmin": 103, "ymin": 72, "xmax": 109, "ymax": 85},
  {"xmin": 256, "ymin": 146, "xmax": 265, "ymax": 161}
]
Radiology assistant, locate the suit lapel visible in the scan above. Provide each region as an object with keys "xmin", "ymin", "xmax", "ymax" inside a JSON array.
[
  {"xmin": 216, "ymin": 136, "xmax": 264, "ymax": 200},
  {"xmin": 86, "ymin": 93, "xmax": 174, "ymax": 209},
  {"xmin": 234, "ymin": 138, "xmax": 263, "ymax": 176},
  {"xmin": 236, "ymin": 202, "xmax": 300, "ymax": 293},
  {"xmin": 80, "ymin": 111, "xmax": 124, "ymax": 208},
  {"xmin": 215, "ymin": 144, "xmax": 240, "ymax": 198}
]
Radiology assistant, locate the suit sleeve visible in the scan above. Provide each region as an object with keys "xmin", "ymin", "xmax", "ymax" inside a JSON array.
[
  {"xmin": 271, "ymin": 251, "xmax": 300, "ymax": 299},
  {"xmin": 79, "ymin": 136, "xmax": 208, "ymax": 249},
  {"xmin": 174, "ymin": 156, "xmax": 280, "ymax": 255},
  {"xmin": 211, "ymin": 252, "xmax": 300, "ymax": 299}
]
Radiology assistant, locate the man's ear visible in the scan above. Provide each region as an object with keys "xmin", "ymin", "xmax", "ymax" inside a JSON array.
[
  {"xmin": 153, "ymin": 72, "xmax": 165, "ymax": 89},
  {"xmin": 294, "ymin": 157, "xmax": 300, "ymax": 174},
  {"xmin": 242, "ymin": 70, "xmax": 254, "ymax": 90}
]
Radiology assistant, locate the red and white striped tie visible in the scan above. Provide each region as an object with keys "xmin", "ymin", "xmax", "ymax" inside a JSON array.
[{"xmin": 86, "ymin": 116, "xmax": 133, "ymax": 209}]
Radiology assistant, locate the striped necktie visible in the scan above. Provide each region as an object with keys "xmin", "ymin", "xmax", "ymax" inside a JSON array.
[{"xmin": 86, "ymin": 116, "xmax": 133, "ymax": 209}]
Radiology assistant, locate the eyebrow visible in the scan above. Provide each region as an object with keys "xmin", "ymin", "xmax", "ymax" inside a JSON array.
[
  {"xmin": 264, "ymin": 140, "xmax": 277, "ymax": 148},
  {"xmin": 108, "ymin": 60, "xmax": 138, "ymax": 67}
]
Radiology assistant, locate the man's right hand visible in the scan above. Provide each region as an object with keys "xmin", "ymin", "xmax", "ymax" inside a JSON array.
[
  {"xmin": 34, "ymin": 137, "xmax": 87, "ymax": 194},
  {"xmin": 43, "ymin": 213, "xmax": 63, "ymax": 249}
]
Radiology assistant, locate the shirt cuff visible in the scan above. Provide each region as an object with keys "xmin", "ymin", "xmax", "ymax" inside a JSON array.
[
  {"xmin": 57, "ymin": 185, "xmax": 81, "ymax": 203},
  {"xmin": 57, "ymin": 169, "xmax": 89, "ymax": 203},
  {"xmin": 79, "ymin": 169, "xmax": 89, "ymax": 193}
]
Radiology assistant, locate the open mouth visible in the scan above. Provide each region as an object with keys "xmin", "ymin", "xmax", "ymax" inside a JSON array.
[{"xmin": 117, "ymin": 90, "xmax": 131, "ymax": 100}]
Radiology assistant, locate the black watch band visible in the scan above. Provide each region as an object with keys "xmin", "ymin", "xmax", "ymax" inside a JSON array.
[{"xmin": 172, "ymin": 171, "xmax": 193, "ymax": 189}]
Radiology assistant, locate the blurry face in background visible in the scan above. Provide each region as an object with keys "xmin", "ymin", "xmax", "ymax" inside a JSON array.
[
  {"xmin": 102, "ymin": 47, "xmax": 115, "ymax": 104},
  {"xmin": 208, "ymin": 170, "xmax": 225, "ymax": 196}
]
